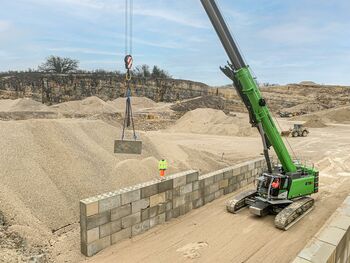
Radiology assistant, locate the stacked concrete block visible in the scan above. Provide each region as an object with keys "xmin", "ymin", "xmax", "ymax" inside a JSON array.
[
  {"xmin": 199, "ymin": 158, "xmax": 267, "ymax": 201},
  {"xmin": 80, "ymin": 170, "xmax": 198, "ymax": 257},
  {"xmin": 293, "ymin": 195, "xmax": 350, "ymax": 263},
  {"xmin": 80, "ymin": 158, "xmax": 266, "ymax": 257},
  {"xmin": 167, "ymin": 170, "xmax": 199, "ymax": 219}
]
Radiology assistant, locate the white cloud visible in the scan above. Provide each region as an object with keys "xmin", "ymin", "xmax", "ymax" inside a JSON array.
[
  {"xmin": 132, "ymin": 37, "xmax": 184, "ymax": 49},
  {"xmin": 47, "ymin": 47, "xmax": 123, "ymax": 56},
  {"xmin": 263, "ymin": 26, "xmax": 305, "ymax": 44},
  {"xmin": 3, "ymin": 0, "xmax": 350, "ymax": 86},
  {"xmin": 27, "ymin": 0, "xmax": 108, "ymax": 9},
  {"xmin": 132, "ymin": 7, "xmax": 209, "ymax": 29},
  {"xmin": 80, "ymin": 59, "xmax": 121, "ymax": 65},
  {"xmin": 0, "ymin": 20, "xmax": 11, "ymax": 32},
  {"xmin": 259, "ymin": 19, "xmax": 345, "ymax": 46},
  {"xmin": 224, "ymin": 8, "xmax": 253, "ymax": 27},
  {"xmin": 60, "ymin": 0, "xmax": 106, "ymax": 9},
  {"xmin": 24, "ymin": 0, "xmax": 208, "ymax": 28},
  {"xmin": 0, "ymin": 20, "xmax": 25, "ymax": 45}
]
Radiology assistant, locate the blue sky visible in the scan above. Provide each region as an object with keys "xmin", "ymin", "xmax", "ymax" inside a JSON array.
[{"xmin": 0, "ymin": 0, "xmax": 349, "ymax": 86}]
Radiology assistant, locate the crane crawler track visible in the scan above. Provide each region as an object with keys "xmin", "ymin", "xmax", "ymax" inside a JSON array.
[
  {"xmin": 274, "ymin": 197, "xmax": 314, "ymax": 230},
  {"xmin": 226, "ymin": 189, "xmax": 257, "ymax": 213}
]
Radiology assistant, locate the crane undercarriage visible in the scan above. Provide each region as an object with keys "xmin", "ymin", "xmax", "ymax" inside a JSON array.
[{"xmin": 226, "ymin": 165, "xmax": 318, "ymax": 230}]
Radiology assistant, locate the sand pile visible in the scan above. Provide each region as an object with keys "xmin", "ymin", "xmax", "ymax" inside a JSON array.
[
  {"xmin": 171, "ymin": 95, "xmax": 227, "ymax": 113},
  {"xmin": 295, "ymin": 106, "xmax": 350, "ymax": 124},
  {"xmin": 51, "ymin": 96, "xmax": 117, "ymax": 115},
  {"xmin": 0, "ymin": 115, "xmax": 239, "ymax": 248},
  {"xmin": 1, "ymin": 118, "xmax": 197, "ymax": 261},
  {"xmin": 110, "ymin": 97, "xmax": 158, "ymax": 112},
  {"xmin": 168, "ymin": 108, "xmax": 256, "ymax": 137},
  {"xmin": 285, "ymin": 102, "xmax": 326, "ymax": 114},
  {"xmin": 304, "ymin": 116, "xmax": 327, "ymax": 128},
  {"xmin": 0, "ymin": 112, "xmax": 258, "ymax": 236},
  {"xmin": 0, "ymin": 98, "xmax": 57, "ymax": 121},
  {"xmin": 318, "ymin": 106, "xmax": 350, "ymax": 123},
  {"xmin": 0, "ymin": 119, "xmax": 169, "ymax": 232},
  {"xmin": 0, "ymin": 98, "xmax": 50, "ymax": 112}
]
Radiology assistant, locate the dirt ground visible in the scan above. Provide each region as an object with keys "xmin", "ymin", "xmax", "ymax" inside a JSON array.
[
  {"xmin": 86, "ymin": 123, "xmax": 350, "ymax": 263},
  {"xmin": 0, "ymin": 96, "xmax": 349, "ymax": 263}
]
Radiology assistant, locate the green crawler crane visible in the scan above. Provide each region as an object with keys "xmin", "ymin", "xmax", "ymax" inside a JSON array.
[{"xmin": 200, "ymin": 0, "xmax": 319, "ymax": 230}]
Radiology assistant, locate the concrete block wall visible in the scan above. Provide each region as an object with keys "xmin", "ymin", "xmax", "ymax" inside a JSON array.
[
  {"xmin": 293, "ymin": 195, "xmax": 350, "ymax": 263},
  {"xmin": 80, "ymin": 158, "xmax": 266, "ymax": 257}
]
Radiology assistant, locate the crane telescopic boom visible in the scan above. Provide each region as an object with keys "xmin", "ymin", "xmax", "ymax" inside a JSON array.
[{"xmin": 200, "ymin": 0, "xmax": 297, "ymax": 173}]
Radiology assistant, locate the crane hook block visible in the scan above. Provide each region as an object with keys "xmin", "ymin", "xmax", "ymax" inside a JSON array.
[{"xmin": 124, "ymin": 55, "xmax": 133, "ymax": 70}]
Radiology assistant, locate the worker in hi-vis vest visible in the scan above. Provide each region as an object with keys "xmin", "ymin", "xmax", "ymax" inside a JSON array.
[{"xmin": 158, "ymin": 159, "xmax": 168, "ymax": 178}]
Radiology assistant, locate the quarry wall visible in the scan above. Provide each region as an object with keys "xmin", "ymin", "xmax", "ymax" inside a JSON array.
[
  {"xmin": 293, "ymin": 195, "xmax": 350, "ymax": 263},
  {"xmin": 80, "ymin": 158, "xmax": 266, "ymax": 257},
  {"xmin": 0, "ymin": 73, "xmax": 213, "ymax": 104}
]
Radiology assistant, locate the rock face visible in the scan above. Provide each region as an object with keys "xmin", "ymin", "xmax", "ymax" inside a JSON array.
[
  {"xmin": 0, "ymin": 73, "xmax": 210, "ymax": 104},
  {"xmin": 1, "ymin": 73, "xmax": 349, "ymax": 115}
]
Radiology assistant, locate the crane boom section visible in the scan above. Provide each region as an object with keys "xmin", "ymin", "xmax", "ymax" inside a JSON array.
[
  {"xmin": 201, "ymin": 0, "xmax": 297, "ymax": 173},
  {"xmin": 235, "ymin": 68, "xmax": 297, "ymax": 173}
]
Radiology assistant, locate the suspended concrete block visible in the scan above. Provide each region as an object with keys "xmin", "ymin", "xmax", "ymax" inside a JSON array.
[{"xmin": 114, "ymin": 140, "xmax": 142, "ymax": 155}]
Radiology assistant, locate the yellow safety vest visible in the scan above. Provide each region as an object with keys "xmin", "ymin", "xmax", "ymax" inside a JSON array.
[{"xmin": 158, "ymin": 160, "xmax": 168, "ymax": 170}]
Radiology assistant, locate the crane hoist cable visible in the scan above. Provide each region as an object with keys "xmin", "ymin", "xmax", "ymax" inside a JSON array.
[
  {"xmin": 120, "ymin": 0, "xmax": 137, "ymax": 141},
  {"xmin": 124, "ymin": 0, "xmax": 133, "ymax": 55},
  {"xmin": 114, "ymin": 0, "xmax": 141, "ymax": 154}
]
